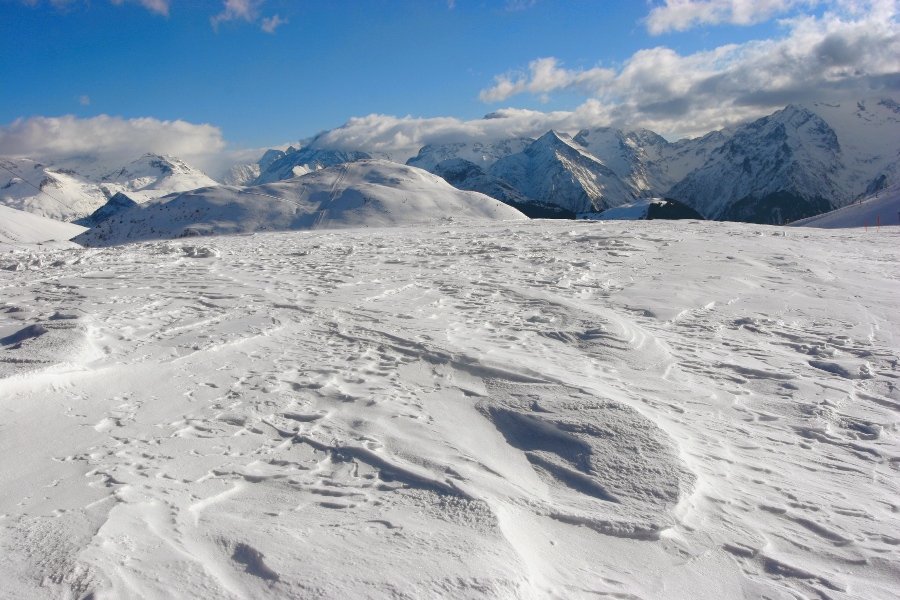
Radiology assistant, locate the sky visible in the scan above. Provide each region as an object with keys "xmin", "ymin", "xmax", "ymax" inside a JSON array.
[{"xmin": 1, "ymin": 0, "xmax": 898, "ymax": 177}]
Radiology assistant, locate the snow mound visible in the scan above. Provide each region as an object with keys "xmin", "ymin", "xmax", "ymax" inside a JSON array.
[
  {"xmin": 791, "ymin": 185, "xmax": 900, "ymax": 228},
  {"xmin": 0, "ymin": 203, "xmax": 87, "ymax": 246},
  {"xmin": 74, "ymin": 160, "xmax": 526, "ymax": 246}
]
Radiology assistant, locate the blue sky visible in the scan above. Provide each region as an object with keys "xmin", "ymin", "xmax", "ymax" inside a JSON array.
[{"xmin": 1, "ymin": 0, "xmax": 897, "ymax": 174}]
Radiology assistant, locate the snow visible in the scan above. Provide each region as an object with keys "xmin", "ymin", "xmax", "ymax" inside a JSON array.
[
  {"xmin": 0, "ymin": 203, "xmax": 87, "ymax": 248},
  {"xmin": 0, "ymin": 155, "xmax": 219, "ymax": 222},
  {"xmin": 75, "ymin": 160, "xmax": 526, "ymax": 247},
  {"xmin": 792, "ymin": 185, "xmax": 900, "ymax": 229},
  {"xmin": 2, "ymin": 217, "xmax": 898, "ymax": 599}
]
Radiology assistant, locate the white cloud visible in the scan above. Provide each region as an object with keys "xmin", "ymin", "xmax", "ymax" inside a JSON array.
[
  {"xmin": 645, "ymin": 0, "xmax": 819, "ymax": 34},
  {"xmin": 478, "ymin": 6, "xmax": 900, "ymax": 135},
  {"xmin": 260, "ymin": 13, "xmax": 287, "ymax": 33},
  {"xmin": 210, "ymin": 0, "xmax": 286, "ymax": 33},
  {"xmin": 78, "ymin": 95, "xmax": 91, "ymax": 106},
  {"xmin": 0, "ymin": 114, "xmax": 225, "ymax": 163},
  {"xmin": 306, "ymin": 105, "xmax": 636, "ymax": 163},
  {"xmin": 22, "ymin": 0, "xmax": 170, "ymax": 14},
  {"xmin": 211, "ymin": 0, "xmax": 259, "ymax": 30}
]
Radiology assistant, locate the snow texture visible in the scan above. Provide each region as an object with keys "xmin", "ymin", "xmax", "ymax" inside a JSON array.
[{"xmin": 1, "ymin": 217, "xmax": 898, "ymax": 599}]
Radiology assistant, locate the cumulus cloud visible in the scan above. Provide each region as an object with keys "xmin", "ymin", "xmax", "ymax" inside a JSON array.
[
  {"xmin": 478, "ymin": 6, "xmax": 900, "ymax": 136},
  {"xmin": 645, "ymin": 0, "xmax": 819, "ymax": 34},
  {"xmin": 0, "ymin": 114, "xmax": 225, "ymax": 163}
]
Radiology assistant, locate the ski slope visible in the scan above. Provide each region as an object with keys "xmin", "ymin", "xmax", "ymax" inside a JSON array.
[{"xmin": 1, "ymin": 219, "xmax": 898, "ymax": 599}]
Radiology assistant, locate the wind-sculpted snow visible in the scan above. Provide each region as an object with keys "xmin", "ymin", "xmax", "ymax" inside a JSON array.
[
  {"xmin": 75, "ymin": 160, "xmax": 526, "ymax": 246},
  {"xmin": 1, "ymin": 220, "xmax": 898, "ymax": 599}
]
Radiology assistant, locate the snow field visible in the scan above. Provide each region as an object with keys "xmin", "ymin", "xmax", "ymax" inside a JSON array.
[{"xmin": 0, "ymin": 219, "xmax": 898, "ymax": 599}]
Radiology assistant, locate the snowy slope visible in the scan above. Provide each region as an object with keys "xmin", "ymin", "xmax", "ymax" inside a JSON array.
[
  {"xmin": 0, "ymin": 203, "xmax": 87, "ymax": 245},
  {"xmin": 252, "ymin": 147, "xmax": 371, "ymax": 185},
  {"xmin": 75, "ymin": 160, "xmax": 526, "ymax": 246},
  {"xmin": 489, "ymin": 131, "xmax": 637, "ymax": 213},
  {"xmin": 1, "ymin": 157, "xmax": 109, "ymax": 221},
  {"xmin": 1, "ymin": 154, "xmax": 218, "ymax": 221},
  {"xmin": 1, "ymin": 219, "xmax": 897, "ymax": 600},
  {"xmin": 406, "ymin": 137, "xmax": 534, "ymax": 172},
  {"xmin": 791, "ymin": 185, "xmax": 900, "ymax": 229}
]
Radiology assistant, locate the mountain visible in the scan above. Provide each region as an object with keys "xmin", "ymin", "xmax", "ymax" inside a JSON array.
[
  {"xmin": 75, "ymin": 192, "xmax": 140, "ymax": 228},
  {"xmin": 251, "ymin": 147, "xmax": 371, "ymax": 185},
  {"xmin": 0, "ymin": 154, "xmax": 218, "ymax": 222},
  {"xmin": 223, "ymin": 148, "xmax": 298, "ymax": 186},
  {"xmin": 668, "ymin": 105, "xmax": 850, "ymax": 223},
  {"xmin": 432, "ymin": 158, "xmax": 575, "ymax": 219},
  {"xmin": 94, "ymin": 154, "xmax": 218, "ymax": 204},
  {"xmin": 571, "ymin": 127, "xmax": 669, "ymax": 195},
  {"xmin": 488, "ymin": 131, "xmax": 638, "ymax": 213},
  {"xmin": 804, "ymin": 99, "xmax": 900, "ymax": 195},
  {"xmin": 406, "ymin": 138, "xmax": 534, "ymax": 172},
  {"xmin": 667, "ymin": 100, "xmax": 900, "ymax": 223},
  {"xmin": 1, "ymin": 157, "xmax": 108, "ymax": 222},
  {"xmin": 222, "ymin": 163, "xmax": 260, "ymax": 186},
  {"xmin": 75, "ymin": 160, "xmax": 526, "ymax": 247},
  {"xmin": 0, "ymin": 203, "xmax": 87, "ymax": 246}
]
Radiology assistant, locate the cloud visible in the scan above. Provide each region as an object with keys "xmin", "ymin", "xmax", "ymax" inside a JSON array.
[
  {"xmin": 210, "ymin": 0, "xmax": 287, "ymax": 33},
  {"xmin": 78, "ymin": 95, "xmax": 90, "ymax": 106},
  {"xmin": 0, "ymin": 114, "xmax": 225, "ymax": 162},
  {"xmin": 260, "ymin": 13, "xmax": 287, "ymax": 33},
  {"xmin": 645, "ymin": 0, "xmax": 819, "ymax": 34},
  {"xmin": 478, "ymin": 6, "xmax": 900, "ymax": 135},
  {"xmin": 211, "ymin": 0, "xmax": 258, "ymax": 29},
  {"xmin": 304, "ymin": 105, "xmax": 636, "ymax": 163},
  {"xmin": 506, "ymin": 0, "xmax": 537, "ymax": 10},
  {"xmin": 21, "ymin": 0, "xmax": 170, "ymax": 14}
]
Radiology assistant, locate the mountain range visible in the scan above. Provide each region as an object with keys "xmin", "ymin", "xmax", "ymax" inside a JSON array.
[{"xmin": 3, "ymin": 98, "xmax": 898, "ymax": 229}]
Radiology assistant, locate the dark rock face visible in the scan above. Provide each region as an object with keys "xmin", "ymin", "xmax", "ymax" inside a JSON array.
[{"xmin": 646, "ymin": 199, "xmax": 704, "ymax": 221}]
